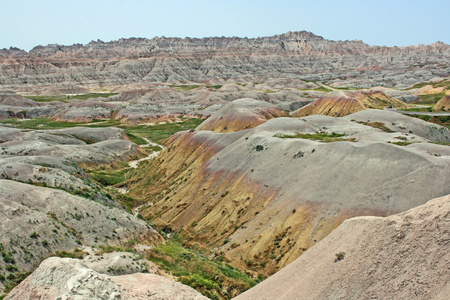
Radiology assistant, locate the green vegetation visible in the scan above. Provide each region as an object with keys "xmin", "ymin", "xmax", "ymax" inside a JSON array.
[
  {"xmin": 25, "ymin": 93, "xmax": 118, "ymax": 103},
  {"xmin": 147, "ymin": 237, "xmax": 258, "ymax": 299},
  {"xmin": 89, "ymin": 169, "xmax": 128, "ymax": 187},
  {"xmin": 330, "ymin": 86, "xmax": 361, "ymax": 90},
  {"xmin": 415, "ymin": 93, "xmax": 446, "ymax": 105},
  {"xmin": 312, "ymin": 86, "xmax": 332, "ymax": 92},
  {"xmin": 356, "ymin": 121, "xmax": 395, "ymax": 133},
  {"xmin": 0, "ymin": 118, "xmax": 96, "ymax": 129},
  {"xmin": 122, "ymin": 118, "xmax": 203, "ymax": 145},
  {"xmin": 334, "ymin": 252, "xmax": 345, "ymax": 262},
  {"xmin": 398, "ymin": 106, "xmax": 433, "ymax": 113},
  {"xmin": 0, "ymin": 271, "xmax": 32, "ymax": 295},
  {"xmin": 29, "ymin": 232, "xmax": 39, "ymax": 239},
  {"xmin": 409, "ymin": 115, "xmax": 450, "ymax": 128},
  {"xmin": 52, "ymin": 248, "xmax": 86, "ymax": 259},
  {"xmin": 124, "ymin": 132, "xmax": 147, "ymax": 145},
  {"xmin": 274, "ymin": 132, "xmax": 356, "ymax": 143},
  {"xmin": 407, "ymin": 80, "xmax": 450, "ymax": 90},
  {"xmin": 0, "ymin": 117, "xmax": 203, "ymax": 145},
  {"xmin": 395, "ymin": 136, "xmax": 408, "ymax": 141},
  {"xmin": 417, "ymin": 93, "xmax": 446, "ymax": 104},
  {"xmin": 254, "ymin": 145, "xmax": 264, "ymax": 151},
  {"xmin": 143, "ymin": 145, "xmax": 163, "ymax": 153}
]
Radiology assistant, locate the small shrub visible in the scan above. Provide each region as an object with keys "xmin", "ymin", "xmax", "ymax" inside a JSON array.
[
  {"xmin": 254, "ymin": 145, "xmax": 264, "ymax": 151},
  {"xmin": 335, "ymin": 251, "xmax": 345, "ymax": 262},
  {"xmin": 6, "ymin": 265, "xmax": 18, "ymax": 272},
  {"xmin": 29, "ymin": 232, "xmax": 39, "ymax": 239},
  {"xmin": 178, "ymin": 252, "xmax": 193, "ymax": 261}
]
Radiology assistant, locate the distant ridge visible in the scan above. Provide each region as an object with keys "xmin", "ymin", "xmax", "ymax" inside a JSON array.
[{"xmin": 0, "ymin": 31, "xmax": 449, "ymax": 92}]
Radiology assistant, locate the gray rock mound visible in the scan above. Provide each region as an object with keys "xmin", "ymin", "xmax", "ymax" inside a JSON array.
[
  {"xmin": 196, "ymin": 98, "xmax": 287, "ymax": 132},
  {"xmin": 6, "ymin": 257, "xmax": 207, "ymax": 300},
  {"xmin": 0, "ymin": 180, "xmax": 160, "ymax": 291},
  {"xmin": 343, "ymin": 109, "xmax": 450, "ymax": 143}
]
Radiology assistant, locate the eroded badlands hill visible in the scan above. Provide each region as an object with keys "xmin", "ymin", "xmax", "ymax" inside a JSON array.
[
  {"xmin": 235, "ymin": 194, "xmax": 450, "ymax": 300},
  {"xmin": 293, "ymin": 90, "xmax": 406, "ymax": 117},
  {"xmin": 128, "ymin": 98, "xmax": 450, "ymax": 274},
  {"xmin": 0, "ymin": 124, "xmax": 163, "ymax": 293},
  {"xmin": 196, "ymin": 98, "xmax": 288, "ymax": 132},
  {"xmin": 6, "ymin": 257, "xmax": 207, "ymax": 300},
  {"xmin": 433, "ymin": 95, "xmax": 450, "ymax": 111},
  {"xmin": 1, "ymin": 31, "xmax": 449, "ymax": 93}
]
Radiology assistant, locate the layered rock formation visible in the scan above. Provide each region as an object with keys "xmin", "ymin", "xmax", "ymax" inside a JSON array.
[
  {"xmin": 433, "ymin": 95, "xmax": 450, "ymax": 111},
  {"xmin": 196, "ymin": 98, "xmax": 288, "ymax": 132},
  {"xmin": 128, "ymin": 99, "xmax": 450, "ymax": 274},
  {"xmin": 292, "ymin": 90, "xmax": 406, "ymax": 117},
  {"xmin": 0, "ymin": 123, "xmax": 161, "ymax": 293},
  {"xmin": 1, "ymin": 31, "xmax": 449, "ymax": 93},
  {"xmin": 0, "ymin": 87, "xmax": 310, "ymax": 124},
  {"xmin": 0, "ymin": 180, "xmax": 161, "ymax": 291},
  {"xmin": 235, "ymin": 194, "xmax": 450, "ymax": 300}
]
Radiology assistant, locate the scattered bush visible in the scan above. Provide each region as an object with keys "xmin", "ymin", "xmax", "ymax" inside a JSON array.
[
  {"xmin": 335, "ymin": 251, "xmax": 345, "ymax": 262},
  {"xmin": 254, "ymin": 145, "xmax": 264, "ymax": 151},
  {"xmin": 29, "ymin": 232, "xmax": 39, "ymax": 239}
]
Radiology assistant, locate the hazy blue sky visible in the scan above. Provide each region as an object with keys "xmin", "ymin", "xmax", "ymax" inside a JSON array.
[{"xmin": 1, "ymin": 0, "xmax": 449, "ymax": 51}]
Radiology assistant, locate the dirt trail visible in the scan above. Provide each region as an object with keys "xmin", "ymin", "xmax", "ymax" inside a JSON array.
[
  {"xmin": 128, "ymin": 138, "xmax": 165, "ymax": 168},
  {"xmin": 116, "ymin": 137, "xmax": 164, "ymax": 196}
]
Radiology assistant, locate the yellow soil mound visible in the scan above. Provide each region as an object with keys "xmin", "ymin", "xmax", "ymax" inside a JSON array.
[{"xmin": 293, "ymin": 90, "xmax": 405, "ymax": 117}]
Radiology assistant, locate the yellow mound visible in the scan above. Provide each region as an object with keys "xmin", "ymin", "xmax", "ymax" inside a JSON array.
[
  {"xmin": 433, "ymin": 95, "xmax": 450, "ymax": 111},
  {"xmin": 293, "ymin": 90, "xmax": 405, "ymax": 117}
]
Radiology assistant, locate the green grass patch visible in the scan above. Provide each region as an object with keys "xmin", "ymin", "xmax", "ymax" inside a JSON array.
[
  {"xmin": 52, "ymin": 248, "xmax": 86, "ymax": 259},
  {"xmin": 414, "ymin": 93, "xmax": 446, "ymax": 105},
  {"xmin": 1, "ymin": 271, "xmax": 32, "ymax": 295},
  {"xmin": 274, "ymin": 132, "xmax": 356, "ymax": 143},
  {"xmin": 113, "ymin": 193, "xmax": 145, "ymax": 214},
  {"xmin": 356, "ymin": 121, "xmax": 395, "ymax": 133},
  {"xmin": 125, "ymin": 131, "xmax": 147, "ymax": 145},
  {"xmin": 25, "ymin": 93, "xmax": 118, "ymax": 103},
  {"xmin": 0, "ymin": 117, "xmax": 203, "ymax": 145},
  {"xmin": 0, "ymin": 118, "xmax": 86, "ymax": 129},
  {"xmin": 430, "ymin": 141, "xmax": 450, "ymax": 146},
  {"xmin": 147, "ymin": 237, "xmax": 258, "ymax": 299},
  {"xmin": 89, "ymin": 172, "xmax": 126, "ymax": 186},
  {"xmin": 88, "ymin": 167, "xmax": 130, "ymax": 187},
  {"xmin": 312, "ymin": 86, "xmax": 332, "ymax": 92},
  {"xmin": 330, "ymin": 86, "xmax": 361, "ymax": 90},
  {"xmin": 143, "ymin": 145, "xmax": 163, "ymax": 153},
  {"xmin": 120, "ymin": 118, "xmax": 203, "ymax": 145},
  {"xmin": 398, "ymin": 106, "xmax": 433, "ymax": 113},
  {"xmin": 407, "ymin": 80, "xmax": 450, "ymax": 90},
  {"xmin": 409, "ymin": 115, "xmax": 450, "ymax": 128}
]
